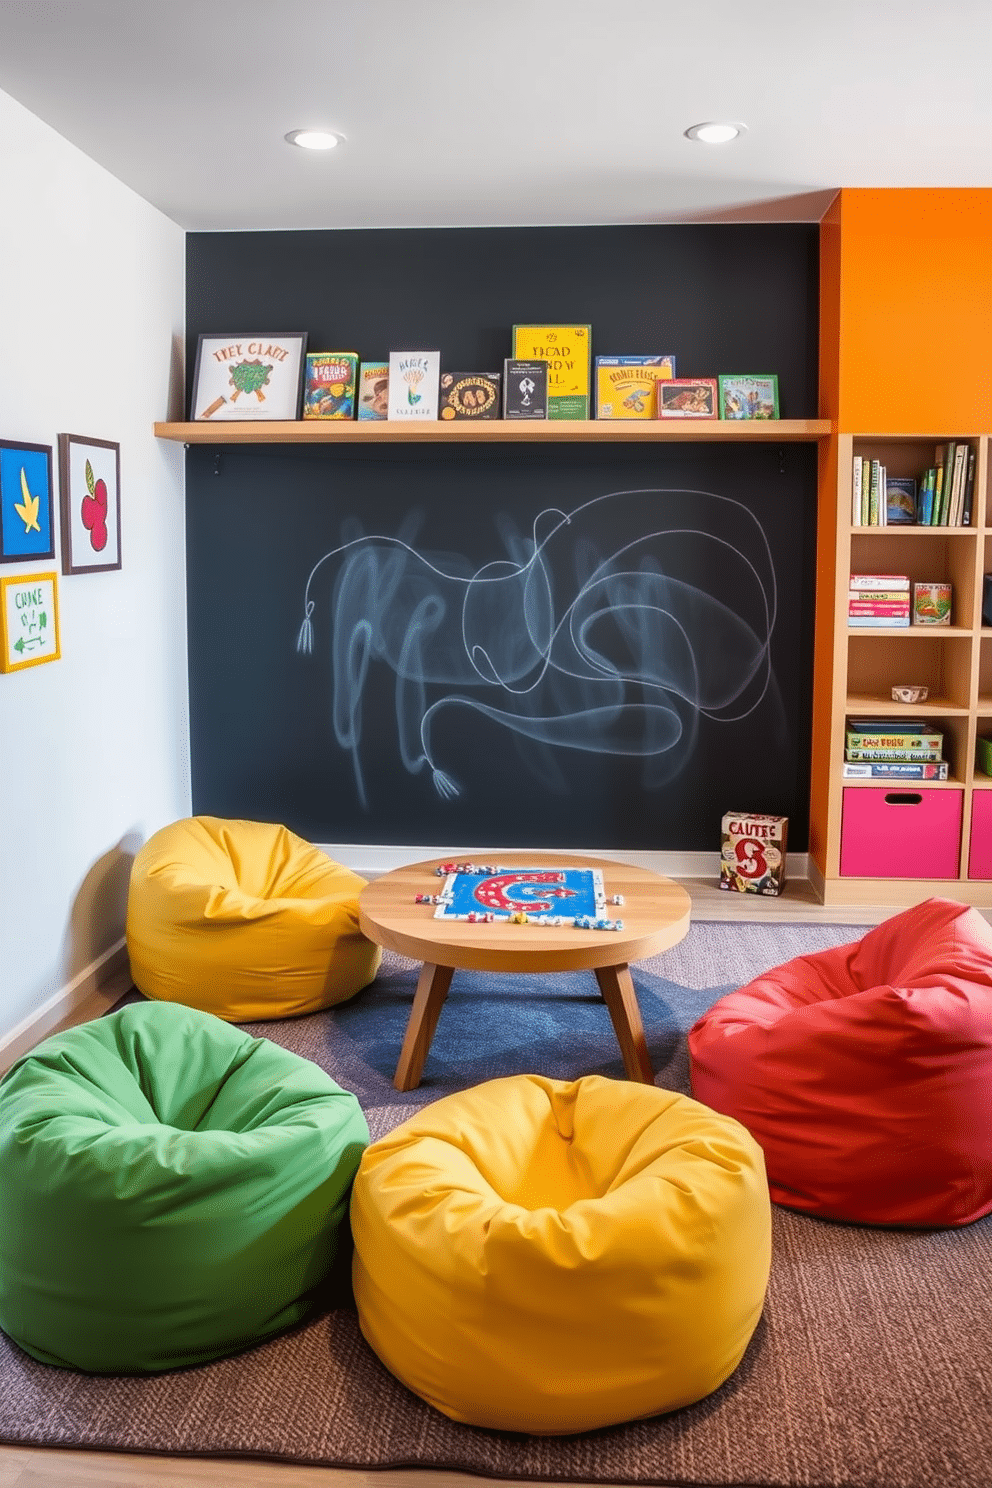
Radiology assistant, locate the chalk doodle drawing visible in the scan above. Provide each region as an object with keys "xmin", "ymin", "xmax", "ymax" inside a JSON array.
[{"xmin": 296, "ymin": 487, "xmax": 780, "ymax": 810}]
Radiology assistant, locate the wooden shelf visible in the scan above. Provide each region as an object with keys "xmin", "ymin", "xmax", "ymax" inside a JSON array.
[
  {"xmin": 840, "ymin": 776, "xmax": 963, "ymax": 790},
  {"xmin": 846, "ymin": 625, "xmax": 973, "ymax": 638},
  {"xmin": 850, "ymin": 524, "xmax": 978, "ymax": 536},
  {"xmin": 845, "ymin": 694, "xmax": 969, "ymax": 715},
  {"xmin": 154, "ymin": 418, "xmax": 831, "ymax": 446}
]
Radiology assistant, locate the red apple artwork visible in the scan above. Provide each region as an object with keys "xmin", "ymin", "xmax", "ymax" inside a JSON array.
[{"xmin": 80, "ymin": 459, "xmax": 108, "ymax": 551}]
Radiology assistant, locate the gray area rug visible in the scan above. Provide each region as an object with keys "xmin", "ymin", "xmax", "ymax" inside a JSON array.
[{"xmin": 2, "ymin": 920, "xmax": 991, "ymax": 1487}]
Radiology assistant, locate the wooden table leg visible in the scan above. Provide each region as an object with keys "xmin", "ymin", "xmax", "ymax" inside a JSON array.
[
  {"xmin": 594, "ymin": 963, "xmax": 655, "ymax": 1084},
  {"xmin": 393, "ymin": 962, "xmax": 455, "ymax": 1091}
]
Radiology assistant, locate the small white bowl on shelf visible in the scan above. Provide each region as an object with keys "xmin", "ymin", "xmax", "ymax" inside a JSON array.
[{"xmin": 891, "ymin": 685, "xmax": 929, "ymax": 704}]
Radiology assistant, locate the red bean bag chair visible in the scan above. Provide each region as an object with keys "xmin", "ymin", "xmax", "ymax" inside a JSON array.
[{"xmin": 688, "ymin": 898, "xmax": 992, "ymax": 1228}]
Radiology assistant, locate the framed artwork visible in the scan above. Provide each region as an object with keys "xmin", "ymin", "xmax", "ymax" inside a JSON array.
[
  {"xmin": 718, "ymin": 374, "xmax": 780, "ymax": 421},
  {"xmin": 190, "ymin": 332, "xmax": 308, "ymax": 421},
  {"xmin": 58, "ymin": 434, "xmax": 122, "ymax": 574},
  {"xmin": 0, "ymin": 440, "xmax": 55, "ymax": 564},
  {"xmin": 0, "ymin": 570, "xmax": 61, "ymax": 671}
]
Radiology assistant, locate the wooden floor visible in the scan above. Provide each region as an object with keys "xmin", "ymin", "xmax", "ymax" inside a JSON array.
[
  {"xmin": 0, "ymin": 1449, "xmax": 558, "ymax": 1487},
  {"xmin": 0, "ymin": 876, "xmax": 949, "ymax": 1488}
]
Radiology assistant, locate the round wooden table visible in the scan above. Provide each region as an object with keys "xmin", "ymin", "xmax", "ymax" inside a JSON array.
[{"xmin": 358, "ymin": 853, "xmax": 692, "ymax": 1091}]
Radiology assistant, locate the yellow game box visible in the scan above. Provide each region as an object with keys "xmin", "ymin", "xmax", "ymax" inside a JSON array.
[
  {"xmin": 595, "ymin": 356, "xmax": 676, "ymax": 419},
  {"xmin": 511, "ymin": 325, "xmax": 591, "ymax": 419}
]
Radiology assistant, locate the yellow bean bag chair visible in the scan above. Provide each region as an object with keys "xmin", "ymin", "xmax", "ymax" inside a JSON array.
[
  {"xmin": 126, "ymin": 816, "xmax": 381, "ymax": 1021},
  {"xmin": 351, "ymin": 1073, "xmax": 771, "ymax": 1434}
]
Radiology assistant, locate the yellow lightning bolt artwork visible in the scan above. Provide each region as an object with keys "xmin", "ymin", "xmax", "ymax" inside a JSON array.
[{"xmin": 13, "ymin": 467, "xmax": 40, "ymax": 533}]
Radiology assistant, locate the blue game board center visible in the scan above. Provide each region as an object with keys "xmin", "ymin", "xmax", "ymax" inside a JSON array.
[{"xmin": 439, "ymin": 867, "xmax": 605, "ymax": 922}]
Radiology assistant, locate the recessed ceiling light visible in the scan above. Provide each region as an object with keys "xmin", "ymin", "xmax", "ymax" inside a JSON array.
[
  {"xmin": 684, "ymin": 122, "xmax": 745, "ymax": 145},
  {"xmin": 284, "ymin": 129, "xmax": 344, "ymax": 151}
]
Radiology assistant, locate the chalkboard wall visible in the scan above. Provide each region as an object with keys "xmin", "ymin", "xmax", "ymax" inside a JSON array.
[{"xmin": 185, "ymin": 224, "xmax": 819, "ymax": 852}]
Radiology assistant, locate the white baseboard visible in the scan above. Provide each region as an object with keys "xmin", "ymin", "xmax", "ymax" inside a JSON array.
[
  {"xmin": 0, "ymin": 940, "xmax": 132, "ymax": 1076},
  {"xmin": 319, "ymin": 842, "xmax": 810, "ymax": 883}
]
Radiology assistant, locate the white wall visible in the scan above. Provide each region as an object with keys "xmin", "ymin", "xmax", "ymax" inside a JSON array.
[{"xmin": 0, "ymin": 88, "xmax": 188, "ymax": 1047}]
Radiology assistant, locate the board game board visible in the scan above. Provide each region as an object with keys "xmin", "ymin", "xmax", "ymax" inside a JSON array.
[{"xmin": 427, "ymin": 865, "xmax": 622, "ymax": 928}]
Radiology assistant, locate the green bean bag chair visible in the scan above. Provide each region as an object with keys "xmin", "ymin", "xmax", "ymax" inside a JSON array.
[{"xmin": 0, "ymin": 1001, "xmax": 368, "ymax": 1373}]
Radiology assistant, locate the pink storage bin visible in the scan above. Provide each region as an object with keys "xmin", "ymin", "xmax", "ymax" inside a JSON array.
[
  {"xmin": 968, "ymin": 791, "xmax": 992, "ymax": 880},
  {"xmin": 840, "ymin": 788, "xmax": 963, "ymax": 878}
]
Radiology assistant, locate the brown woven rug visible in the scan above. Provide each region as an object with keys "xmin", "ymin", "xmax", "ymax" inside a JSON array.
[{"xmin": 1, "ymin": 923, "xmax": 990, "ymax": 1487}]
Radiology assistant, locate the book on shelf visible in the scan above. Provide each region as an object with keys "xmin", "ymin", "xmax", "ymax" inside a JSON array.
[
  {"xmin": 356, "ymin": 360, "xmax": 389, "ymax": 420},
  {"xmin": 438, "ymin": 372, "xmax": 501, "ymax": 420},
  {"xmin": 847, "ymin": 716, "xmax": 935, "ymax": 731},
  {"xmin": 885, "ymin": 475, "xmax": 917, "ymax": 525},
  {"xmin": 845, "ymin": 728, "xmax": 943, "ymax": 751},
  {"xmin": 951, "ymin": 443, "xmax": 963, "ymax": 526},
  {"xmin": 594, "ymin": 355, "xmax": 675, "ymax": 419},
  {"xmin": 842, "ymin": 761, "xmax": 950, "ymax": 780},
  {"xmin": 848, "ymin": 591, "xmax": 911, "ymax": 618},
  {"xmin": 387, "ymin": 351, "xmax": 441, "ymax": 421},
  {"xmin": 849, "ymin": 574, "xmax": 910, "ymax": 590},
  {"xmin": 852, "ymin": 457, "xmax": 863, "ymax": 525},
  {"xmin": 934, "ymin": 456, "xmax": 948, "ymax": 525},
  {"xmin": 502, "ymin": 359, "xmax": 548, "ymax": 419},
  {"xmin": 847, "ymin": 615, "xmax": 911, "ymax": 627},
  {"xmin": 511, "ymin": 325, "xmax": 591, "ymax": 419},
  {"xmin": 933, "ymin": 443, "xmax": 960, "ymax": 525},
  {"xmin": 302, "ymin": 352, "xmax": 358, "ymax": 419},
  {"xmin": 935, "ymin": 441, "xmax": 977, "ymax": 526},
  {"xmin": 945, "ymin": 444, "xmax": 960, "ymax": 524},
  {"xmin": 867, "ymin": 459, "xmax": 885, "ymax": 525},
  {"xmin": 962, "ymin": 447, "xmax": 977, "ymax": 526},
  {"xmin": 845, "ymin": 745, "xmax": 944, "ymax": 761}
]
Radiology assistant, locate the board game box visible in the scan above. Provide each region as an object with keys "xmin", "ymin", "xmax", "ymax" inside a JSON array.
[
  {"xmin": 657, "ymin": 377, "xmax": 718, "ymax": 418},
  {"xmin": 595, "ymin": 355, "xmax": 676, "ymax": 419},
  {"xmin": 503, "ymin": 359, "xmax": 548, "ymax": 419},
  {"xmin": 302, "ymin": 352, "xmax": 358, "ymax": 419},
  {"xmin": 719, "ymin": 813, "xmax": 788, "ymax": 895},
  {"xmin": 438, "ymin": 372, "xmax": 501, "ymax": 419},
  {"xmin": 357, "ymin": 360, "xmax": 389, "ymax": 420},
  {"xmin": 387, "ymin": 351, "xmax": 440, "ymax": 421},
  {"xmin": 511, "ymin": 326, "xmax": 591, "ymax": 419},
  {"xmin": 430, "ymin": 865, "xmax": 622, "ymax": 927}
]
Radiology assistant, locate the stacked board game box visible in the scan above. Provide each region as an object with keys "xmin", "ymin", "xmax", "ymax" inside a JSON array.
[
  {"xmin": 848, "ymin": 573, "xmax": 910, "ymax": 627},
  {"xmin": 842, "ymin": 718, "xmax": 949, "ymax": 780}
]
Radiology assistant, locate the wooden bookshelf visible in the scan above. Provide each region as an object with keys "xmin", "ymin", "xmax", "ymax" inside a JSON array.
[
  {"xmin": 154, "ymin": 418, "xmax": 831, "ymax": 446},
  {"xmin": 810, "ymin": 432, "xmax": 992, "ymax": 907}
]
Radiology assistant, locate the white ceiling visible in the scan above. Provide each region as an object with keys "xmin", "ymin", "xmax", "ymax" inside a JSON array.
[{"xmin": 0, "ymin": 0, "xmax": 989, "ymax": 232}]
